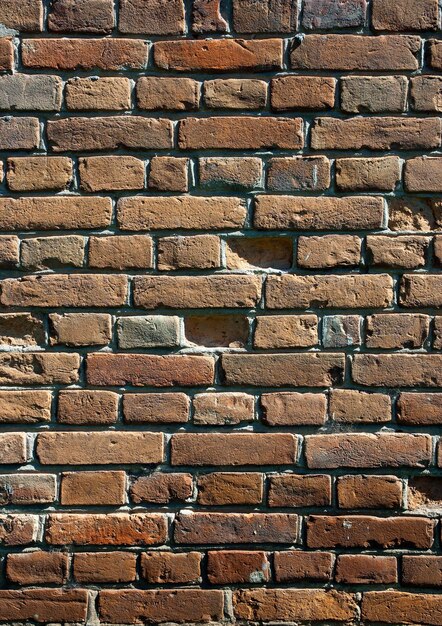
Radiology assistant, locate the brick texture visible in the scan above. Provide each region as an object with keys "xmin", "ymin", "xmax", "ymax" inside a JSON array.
[{"xmin": 0, "ymin": 1, "xmax": 440, "ymax": 624}]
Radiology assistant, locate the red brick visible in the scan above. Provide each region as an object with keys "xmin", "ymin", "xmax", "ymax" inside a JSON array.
[
  {"xmin": 130, "ymin": 473, "xmax": 192, "ymax": 504},
  {"xmin": 274, "ymin": 551, "xmax": 334, "ymax": 583},
  {"xmin": 119, "ymin": 0, "xmax": 185, "ymax": 34},
  {"xmin": 7, "ymin": 552, "xmax": 68, "ymax": 585},
  {"xmin": 197, "ymin": 472, "xmax": 263, "ymax": 505},
  {"xmin": 0, "ymin": 1, "xmax": 43, "ymax": 31},
  {"xmin": 0, "ymin": 474, "xmax": 56, "ymax": 505},
  {"xmin": 0, "ymin": 353, "xmax": 79, "ymax": 385},
  {"xmin": 0, "ymin": 39, "xmax": 13, "ymax": 71},
  {"xmin": 336, "ymin": 555, "xmax": 397, "ymax": 584},
  {"xmin": 337, "ymin": 475, "xmax": 403, "ymax": 509},
  {"xmin": 0, "ymin": 515, "xmax": 37, "ymax": 545},
  {"xmin": 398, "ymin": 393, "xmax": 442, "ymax": 425},
  {"xmin": 271, "ymin": 76, "xmax": 335, "ymax": 111},
  {"xmin": 269, "ymin": 474, "xmax": 332, "ymax": 507},
  {"xmin": 208, "ymin": 551, "xmax": 270, "ymax": 584},
  {"xmin": 193, "ymin": 392, "xmax": 254, "ymax": 425},
  {"xmin": 73, "ymin": 552, "xmax": 137, "ymax": 583},
  {"xmin": 0, "ymin": 590, "xmax": 88, "ymax": 623},
  {"xmin": 48, "ymin": 0, "xmax": 114, "ymax": 32},
  {"xmin": 192, "ymin": 0, "xmax": 227, "ymax": 33},
  {"xmin": 58, "ymin": 390, "xmax": 118, "ymax": 425},
  {"xmin": 141, "ymin": 552, "xmax": 201, "ymax": 584},
  {"xmin": 362, "ymin": 592, "xmax": 442, "ymax": 626},
  {"xmin": 61, "ymin": 471, "xmax": 126, "ymax": 505},
  {"xmin": 261, "ymin": 392, "xmax": 327, "ymax": 426},
  {"xmin": 402, "ymin": 556, "xmax": 442, "ymax": 587}
]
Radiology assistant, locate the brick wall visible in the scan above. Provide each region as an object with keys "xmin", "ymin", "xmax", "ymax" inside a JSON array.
[{"xmin": 0, "ymin": 0, "xmax": 441, "ymax": 623}]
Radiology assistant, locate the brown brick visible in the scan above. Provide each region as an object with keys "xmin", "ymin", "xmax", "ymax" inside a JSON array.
[
  {"xmin": 337, "ymin": 475, "xmax": 403, "ymax": 509},
  {"xmin": 0, "ymin": 515, "xmax": 37, "ymax": 545},
  {"xmin": 0, "ymin": 196, "xmax": 111, "ymax": 230},
  {"xmin": 154, "ymin": 39, "xmax": 282, "ymax": 72},
  {"xmin": 48, "ymin": 116, "xmax": 172, "ymax": 151},
  {"xmin": 7, "ymin": 552, "xmax": 68, "ymax": 585},
  {"xmin": 37, "ymin": 432, "xmax": 163, "ymax": 465},
  {"xmin": 131, "ymin": 473, "xmax": 192, "ymax": 504},
  {"xmin": 197, "ymin": 473, "xmax": 263, "ymax": 505},
  {"xmin": 79, "ymin": 156, "xmax": 144, "ymax": 192},
  {"xmin": 389, "ymin": 197, "xmax": 442, "ymax": 231},
  {"xmin": 48, "ymin": 0, "xmax": 114, "ymax": 32},
  {"xmin": 7, "ymin": 157, "xmax": 72, "ymax": 192},
  {"xmin": 0, "ymin": 313, "xmax": 44, "ymax": 347},
  {"xmin": 267, "ymin": 156, "xmax": 330, "ymax": 192},
  {"xmin": 158, "ymin": 235, "xmax": 220, "ymax": 271},
  {"xmin": 118, "ymin": 195, "xmax": 246, "ymax": 230},
  {"xmin": 58, "ymin": 390, "xmax": 118, "ymax": 425},
  {"xmin": 179, "ymin": 116, "xmax": 302, "ymax": 150},
  {"xmin": 204, "ymin": 79, "xmax": 267, "ymax": 109},
  {"xmin": 199, "ymin": 157, "xmax": 262, "ymax": 190},
  {"xmin": 405, "ymin": 156, "xmax": 442, "ymax": 192},
  {"xmin": 271, "ymin": 76, "xmax": 336, "ymax": 111},
  {"xmin": 46, "ymin": 513, "xmax": 167, "ymax": 546},
  {"xmin": 0, "ymin": 390, "xmax": 51, "ymax": 424},
  {"xmin": 255, "ymin": 195, "xmax": 384, "ymax": 230},
  {"xmin": 0, "ymin": 117, "xmax": 40, "ymax": 150},
  {"xmin": 1, "ymin": 274, "xmax": 127, "ymax": 308},
  {"xmin": 226, "ymin": 237, "xmax": 292, "ymax": 270},
  {"xmin": 430, "ymin": 40, "xmax": 442, "ymax": 69},
  {"xmin": 0, "ymin": 39, "xmax": 13, "ymax": 70},
  {"xmin": 269, "ymin": 474, "xmax": 331, "ymax": 507},
  {"xmin": 411, "ymin": 75, "xmax": 442, "ymax": 112},
  {"xmin": 0, "ymin": 236, "xmax": 19, "ymax": 268},
  {"xmin": 149, "ymin": 156, "xmax": 188, "ymax": 192},
  {"xmin": 141, "ymin": 552, "xmax": 201, "ymax": 584},
  {"xmin": 336, "ymin": 555, "xmax": 397, "ymax": 585},
  {"xmin": 74, "ymin": 552, "xmax": 136, "ymax": 583},
  {"xmin": 193, "ymin": 392, "xmax": 254, "ymax": 425},
  {"xmin": 0, "ymin": 474, "xmax": 55, "ymax": 505},
  {"xmin": 274, "ymin": 552, "xmax": 334, "ymax": 583},
  {"xmin": 362, "ymin": 592, "xmax": 442, "ymax": 626},
  {"xmin": 366, "ymin": 313, "xmax": 429, "ymax": 349},
  {"xmin": 21, "ymin": 235, "xmax": 85, "ymax": 270},
  {"xmin": 312, "ymin": 117, "xmax": 440, "ymax": 150},
  {"xmin": 172, "ymin": 433, "xmax": 297, "ymax": 466},
  {"xmin": 234, "ymin": 589, "xmax": 357, "ymax": 622},
  {"xmin": 403, "ymin": 556, "xmax": 442, "ymax": 587},
  {"xmin": 89, "ymin": 235, "xmax": 152, "ymax": 270},
  {"xmin": 208, "ymin": 551, "xmax": 270, "ymax": 584},
  {"xmin": 233, "ymin": 0, "xmax": 297, "ymax": 32},
  {"xmin": 119, "ymin": 0, "xmax": 185, "ymax": 34},
  {"xmin": 354, "ymin": 353, "xmax": 442, "ymax": 386},
  {"xmin": 0, "ymin": 353, "xmax": 79, "ymax": 386},
  {"xmin": 307, "ymin": 515, "xmax": 434, "ymax": 549},
  {"xmin": 192, "ymin": 0, "xmax": 227, "ymax": 33},
  {"xmin": 175, "ymin": 512, "xmax": 298, "ymax": 544},
  {"xmin": 254, "ymin": 315, "xmax": 318, "ymax": 349},
  {"xmin": 336, "ymin": 157, "xmax": 401, "ymax": 191},
  {"xmin": 367, "ymin": 235, "xmax": 429, "ymax": 269},
  {"xmin": 398, "ymin": 393, "xmax": 442, "ymax": 425},
  {"xmin": 330, "ymin": 390, "xmax": 391, "ymax": 423},
  {"xmin": 0, "ymin": 1, "xmax": 43, "ymax": 31},
  {"xmin": 123, "ymin": 393, "xmax": 189, "ymax": 424},
  {"xmin": 66, "ymin": 77, "xmax": 131, "ymax": 110},
  {"xmin": 99, "ymin": 590, "xmax": 223, "ymax": 624},
  {"xmin": 408, "ymin": 477, "xmax": 442, "ymax": 510},
  {"xmin": 22, "ymin": 38, "xmax": 148, "ymax": 70},
  {"xmin": 266, "ymin": 274, "xmax": 393, "ymax": 309},
  {"xmin": 222, "ymin": 353, "xmax": 344, "ymax": 387},
  {"xmin": 61, "ymin": 471, "xmax": 126, "ymax": 505},
  {"xmin": 435, "ymin": 237, "xmax": 442, "ymax": 266},
  {"xmin": 372, "ymin": 0, "xmax": 439, "ymax": 30},
  {"xmin": 0, "ymin": 590, "xmax": 87, "ymax": 623},
  {"xmin": 49, "ymin": 313, "xmax": 111, "ymax": 347},
  {"xmin": 87, "ymin": 353, "xmax": 214, "ymax": 387},
  {"xmin": 137, "ymin": 77, "xmax": 199, "ymax": 111},
  {"xmin": 297, "ymin": 235, "xmax": 361, "ymax": 269},
  {"xmin": 303, "ymin": 0, "xmax": 366, "ymax": 28},
  {"xmin": 401, "ymin": 274, "xmax": 442, "ymax": 307},
  {"xmin": 292, "ymin": 35, "xmax": 420, "ymax": 70},
  {"xmin": 261, "ymin": 392, "xmax": 327, "ymax": 426},
  {"xmin": 185, "ymin": 314, "xmax": 249, "ymax": 348},
  {"xmin": 341, "ymin": 76, "xmax": 407, "ymax": 113}
]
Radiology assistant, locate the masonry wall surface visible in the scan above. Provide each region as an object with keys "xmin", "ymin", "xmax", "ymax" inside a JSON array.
[{"xmin": 0, "ymin": 0, "xmax": 441, "ymax": 624}]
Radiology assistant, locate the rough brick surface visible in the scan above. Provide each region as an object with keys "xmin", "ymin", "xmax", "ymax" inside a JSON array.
[{"xmin": 0, "ymin": 1, "xmax": 441, "ymax": 623}]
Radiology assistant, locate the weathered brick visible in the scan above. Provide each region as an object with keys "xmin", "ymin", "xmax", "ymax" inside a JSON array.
[
  {"xmin": 372, "ymin": 0, "xmax": 439, "ymax": 30},
  {"xmin": 158, "ymin": 235, "xmax": 220, "ymax": 271},
  {"xmin": 389, "ymin": 197, "xmax": 442, "ymax": 231},
  {"xmin": 154, "ymin": 39, "xmax": 282, "ymax": 72},
  {"xmin": 48, "ymin": 0, "xmax": 114, "ymax": 32},
  {"xmin": 199, "ymin": 157, "xmax": 262, "ymax": 190},
  {"xmin": 303, "ymin": 0, "xmax": 366, "ymax": 28},
  {"xmin": 401, "ymin": 275, "xmax": 442, "ymax": 307},
  {"xmin": 123, "ymin": 393, "xmax": 189, "ymax": 424},
  {"xmin": 197, "ymin": 473, "xmax": 263, "ymax": 505},
  {"xmin": 353, "ymin": 353, "xmax": 442, "ymax": 386},
  {"xmin": 408, "ymin": 477, "xmax": 442, "ymax": 509},
  {"xmin": 341, "ymin": 76, "xmax": 407, "ymax": 113},
  {"xmin": 7, "ymin": 552, "xmax": 68, "ymax": 585},
  {"xmin": 48, "ymin": 117, "xmax": 172, "ymax": 151},
  {"xmin": 0, "ymin": 236, "xmax": 19, "ymax": 268},
  {"xmin": 336, "ymin": 157, "xmax": 401, "ymax": 191},
  {"xmin": 261, "ymin": 392, "xmax": 327, "ymax": 426},
  {"xmin": 0, "ymin": 117, "xmax": 40, "ymax": 150},
  {"xmin": 22, "ymin": 38, "xmax": 148, "ymax": 70},
  {"xmin": 208, "ymin": 551, "xmax": 270, "ymax": 584},
  {"xmin": 141, "ymin": 552, "xmax": 201, "ymax": 584},
  {"xmin": 254, "ymin": 315, "xmax": 318, "ymax": 349},
  {"xmin": 58, "ymin": 390, "xmax": 118, "ymax": 425},
  {"xmin": 0, "ymin": 390, "xmax": 51, "ymax": 424},
  {"xmin": 233, "ymin": 0, "xmax": 297, "ymax": 32},
  {"xmin": 330, "ymin": 390, "xmax": 391, "ymax": 423},
  {"xmin": 274, "ymin": 552, "xmax": 334, "ymax": 583},
  {"xmin": 66, "ymin": 77, "xmax": 131, "ymax": 110},
  {"xmin": 297, "ymin": 235, "xmax": 361, "ymax": 269},
  {"xmin": 366, "ymin": 313, "xmax": 430, "ymax": 349},
  {"xmin": 87, "ymin": 353, "xmax": 214, "ymax": 387},
  {"xmin": 0, "ymin": 474, "xmax": 56, "ymax": 505},
  {"xmin": 0, "ymin": 515, "xmax": 37, "ymax": 545},
  {"xmin": 221, "ymin": 353, "xmax": 345, "ymax": 387},
  {"xmin": 271, "ymin": 76, "xmax": 336, "ymax": 111},
  {"xmin": 267, "ymin": 156, "xmax": 330, "ymax": 192},
  {"xmin": 137, "ymin": 77, "xmax": 199, "ymax": 111},
  {"xmin": 429, "ymin": 40, "xmax": 442, "ymax": 69},
  {"xmin": 117, "ymin": 316, "xmax": 180, "ymax": 349},
  {"xmin": 291, "ymin": 35, "xmax": 420, "ymax": 70},
  {"xmin": 46, "ymin": 513, "xmax": 167, "ymax": 546},
  {"xmin": 0, "ymin": 590, "xmax": 88, "ymax": 623},
  {"xmin": 0, "ymin": 353, "xmax": 79, "ymax": 385},
  {"xmin": 49, "ymin": 313, "xmax": 112, "ymax": 347},
  {"xmin": 411, "ymin": 76, "xmax": 442, "ymax": 112},
  {"xmin": 74, "ymin": 552, "xmax": 136, "ymax": 583},
  {"xmin": 61, "ymin": 471, "xmax": 125, "ymax": 506},
  {"xmin": 7, "ymin": 157, "xmax": 72, "ymax": 192},
  {"xmin": 0, "ymin": 313, "xmax": 44, "ymax": 347},
  {"xmin": 269, "ymin": 474, "xmax": 331, "ymax": 507},
  {"xmin": 226, "ymin": 237, "xmax": 292, "ymax": 270},
  {"xmin": 172, "ymin": 433, "xmax": 297, "ymax": 466},
  {"xmin": 266, "ymin": 274, "xmax": 393, "ymax": 309},
  {"xmin": 89, "ymin": 235, "xmax": 152, "ymax": 270},
  {"xmin": 367, "ymin": 235, "xmax": 429, "ymax": 268},
  {"xmin": 322, "ymin": 315, "xmax": 361, "ymax": 348},
  {"xmin": 192, "ymin": 0, "xmax": 227, "ymax": 33},
  {"xmin": 193, "ymin": 392, "xmax": 254, "ymax": 425},
  {"xmin": 398, "ymin": 393, "xmax": 442, "ymax": 425},
  {"xmin": 336, "ymin": 555, "xmax": 397, "ymax": 584},
  {"xmin": 0, "ymin": 1, "xmax": 43, "ymax": 31},
  {"xmin": 37, "ymin": 432, "xmax": 163, "ymax": 465},
  {"xmin": 175, "ymin": 512, "xmax": 298, "ymax": 544},
  {"xmin": 21, "ymin": 235, "xmax": 85, "ymax": 270},
  {"xmin": 306, "ymin": 434, "xmax": 431, "ymax": 468},
  {"xmin": 337, "ymin": 475, "xmax": 403, "ymax": 509},
  {"xmin": 179, "ymin": 116, "xmax": 302, "ymax": 150},
  {"xmin": 131, "ymin": 473, "xmax": 192, "ymax": 504},
  {"xmin": 119, "ymin": 0, "xmax": 185, "ymax": 34},
  {"xmin": 362, "ymin": 592, "xmax": 442, "ymax": 626},
  {"xmin": 79, "ymin": 156, "xmax": 145, "ymax": 191},
  {"xmin": 402, "ymin": 556, "xmax": 442, "ymax": 586},
  {"xmin": 148, "ymin": 156, "xmax": 189, "ymax": 192},
  {"xmin": 255, "ymin": 195, "xmax": 384, "ymax": 230},
  {"xmin": 0, "ymin": 39, "xmax": 13, "ymax": 71},
  {"xmin": 185, "ymin": 314, "xmax": 249, "ymax": 348},
  {"xmin": 118, "ymin": 196, "xmax": 246, "ymax": 230},
  {"xmin": 204, "ymin": 79, "xmax": 267, "ymax": 109},
  {"xmin": 405, "ymin": 156, "xmax": 442, "ymax": 192},
  {"xmin": 307, "ymin": 516, "xmax": 434, "ymax": 549},
  {"xmin": 0, "ymin": 74, "xmax": 62, "ymax": 111}
]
